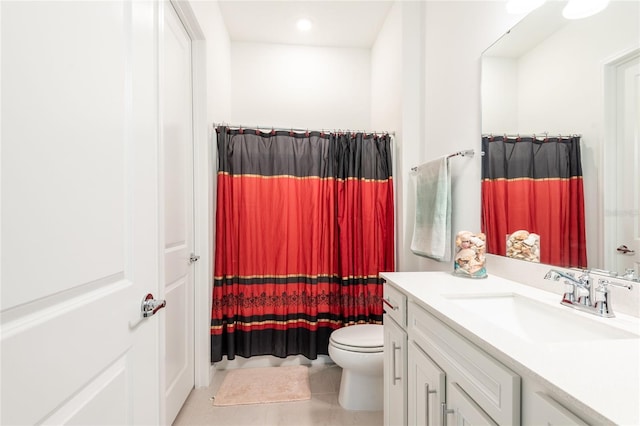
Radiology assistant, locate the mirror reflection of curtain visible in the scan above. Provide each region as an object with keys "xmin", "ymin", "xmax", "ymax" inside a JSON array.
[
  {"xmin": 481, "ymin": 135, "xmax": 587, "ymax": 268},
  {"xmin": 211, "ymin": 127, "xmax": 395, "ymax": 362}
]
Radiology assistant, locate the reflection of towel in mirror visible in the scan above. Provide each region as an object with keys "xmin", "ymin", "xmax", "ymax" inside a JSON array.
[{"xmin": 410, "ymin": 157, "xmax": 451, "ymax": 261}]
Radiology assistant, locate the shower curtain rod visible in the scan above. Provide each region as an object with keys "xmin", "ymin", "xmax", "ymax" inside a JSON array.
[
  {"xmin": 483, "ymin": 133, "xmax": 582, "ymax": 139},
  {"xmin": 213, "ymin": 122, "xmax": 396, "ymax": 136},
  {"xmin": 410, "ymin": 149, "xmax": 475, "ymax": 172}
]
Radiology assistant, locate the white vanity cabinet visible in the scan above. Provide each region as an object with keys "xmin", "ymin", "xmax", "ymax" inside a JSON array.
[
  {"xmin": 384, "ymin": 280, "xmax": 521, "ymax": 426},
  {"xmin": 408, "ymin": 340, "xmax": 500, "ymax": 426},
  {"xmin": 381, "ymin": 271, "xmax": 639, "ymax": 425},
  {"xmin": 408, "ymin": 300, "xmax": 520, "ymax": 425},
  {"xmin": 383, "ymin": 284, "xmax": 407, "ymax": 426}
]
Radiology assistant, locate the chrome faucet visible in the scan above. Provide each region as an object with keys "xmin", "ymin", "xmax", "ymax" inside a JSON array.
[
  {"xmin": 544, "ymin": 269, "xmax": 593, "ymax": 306},
  {"xmin": 544, "ymin": 269, "xmax": 633, "ymax": 318}
]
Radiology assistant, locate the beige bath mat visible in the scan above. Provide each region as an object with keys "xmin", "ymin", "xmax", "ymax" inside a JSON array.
[{"xmin": 212, "ymin": 365, "xmax": 311, "ymax": 406}]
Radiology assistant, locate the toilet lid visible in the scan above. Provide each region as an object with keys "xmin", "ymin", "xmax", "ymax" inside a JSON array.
[{"xmin": 329, "ymin": 324, "xmax": 383, "ymax": 352}]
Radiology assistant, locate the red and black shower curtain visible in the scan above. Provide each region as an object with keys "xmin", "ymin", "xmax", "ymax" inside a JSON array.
[
  {"xmin": 211, "ymin": 127, "xmax": 394, "ymax": 362},
  {"xmin": 481, "ymin": 135, "xmax": 587, "ymax": 268}
]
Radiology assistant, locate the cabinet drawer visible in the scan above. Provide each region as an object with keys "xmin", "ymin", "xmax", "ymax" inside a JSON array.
[
  {"xmin": 529, "ymin": 392, "xmax": 588, "ymax": 426},
  {"xmin": 383, "ymin": 283, "xmax": 407, "ymax": 327},
  {"xmin": 408, "ymin": 301, "xmax": 520, "ymax": 426}
]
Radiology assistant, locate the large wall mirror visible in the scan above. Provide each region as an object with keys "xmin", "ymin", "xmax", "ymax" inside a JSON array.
[{"xmin": 481, "ymin": 0, "xmax": 639, "ymax": 280}]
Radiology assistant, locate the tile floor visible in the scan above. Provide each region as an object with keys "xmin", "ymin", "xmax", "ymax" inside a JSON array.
[{"xmin": 172, "ymin": 364, "xmax": 383, "ymax": 426}]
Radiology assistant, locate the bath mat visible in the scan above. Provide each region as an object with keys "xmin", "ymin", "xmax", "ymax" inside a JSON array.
[{"xmin": 212, "ymin": 365, "xmax": 311, "ymax": 406}]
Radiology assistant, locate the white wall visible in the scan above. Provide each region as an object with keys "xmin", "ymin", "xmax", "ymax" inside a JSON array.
[
  {"xmin": 230, "ymin": 42, "xmax": 371, "ymax": 130},
  {"xmin": 190, "ymin": 0, "xmax": 232, "ymax": 125},
  {"xmin": 399, "ymin": 1, "xmax": 427, "ymax": 272},
  {"xmin": 517, "ymin": 2, "xmax": 638, "ymax": 133},
  {"xmin": 370, "ymin": 2, "xmax": 403, "ymax": 270},
  {"xmin": 370, "ymin": 1, "xmax": 525, "ymax": 272},
  {"xmin": 413, "ymin": 1, "xmax": 524, "ymax": 272},
  {"xmin": 190, "ymin": 0, "xmax": 231, "ymax": 271},
  {"xmin": 189, "ymin": 0, "xmax": 232, "ymax": 384},
  {"xmin": 482, "ymin": 57, "xmax": 519, "ymax": 133},
  {"xmin": 371, "ymin": 1, "xmax": 402, "ymax": 134}
]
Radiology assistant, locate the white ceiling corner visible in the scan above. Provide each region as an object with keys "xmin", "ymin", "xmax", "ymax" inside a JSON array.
[{"xmin": 217, "ymin": 0, "xmax": 395, "ymax": 48}]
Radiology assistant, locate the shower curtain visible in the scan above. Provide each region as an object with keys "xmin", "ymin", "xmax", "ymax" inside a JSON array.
[
  {"xmin": 481, "ymin": 135, "xmax": 587, "ymax": 268},
  {"xmin": 211, "ymin": 127, "xmax": 394, "ymax": 362}
]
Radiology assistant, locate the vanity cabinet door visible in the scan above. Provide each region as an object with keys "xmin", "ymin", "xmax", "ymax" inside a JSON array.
[
  {"xmin": 384, "ymin": 315, "xmax": 407, "ymax": 426},
  {"xmin": 408, "ymin": 341, "xmax": 445, "ymax": 426},
  {"xmin": 445, "ymin": 382, "xmax": 498, "ymax": 426},
  {"xmin": 409, "ymin": 301, "xmax": 520, "ymax": 425}
]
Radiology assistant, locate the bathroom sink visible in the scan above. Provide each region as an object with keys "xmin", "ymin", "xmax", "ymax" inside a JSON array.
[{"xmin": 444, "ymin": 293, "xmax": 639, "ymax": 343}]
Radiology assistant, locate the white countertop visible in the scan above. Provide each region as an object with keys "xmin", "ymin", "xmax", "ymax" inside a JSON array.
[{"xmin": 380, "ymin": 271, "xmax": 640, "ymax": 425}]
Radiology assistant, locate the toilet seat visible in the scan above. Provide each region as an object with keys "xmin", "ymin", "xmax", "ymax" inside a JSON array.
[{"xmin": 329, "ymin": 324, "xmax": 383, "ymax": 353}]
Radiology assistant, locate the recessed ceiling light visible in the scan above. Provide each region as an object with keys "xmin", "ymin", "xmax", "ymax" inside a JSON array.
[{"xmin": 296, "ymin": 18, "xmax": 312, "ymax": 32}]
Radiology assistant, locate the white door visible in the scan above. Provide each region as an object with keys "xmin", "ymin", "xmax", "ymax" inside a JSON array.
[
  {"xmin": 1, "ymin": 1, "xmax": 162, "ymax": 424},
  {"xmin": 383, "ymin": 317, "xmax": 407, "ymax": 426},
  {"xmin": 611, "ymin": 52, "xmax": 640, "ymax": 275},
  {"xmin": 407, "ymin": 342, "xmax": 445, "ymax": 426},
  {"xmin": 162, "ymin": 2, "xmax": 195, "ymax": 424}
]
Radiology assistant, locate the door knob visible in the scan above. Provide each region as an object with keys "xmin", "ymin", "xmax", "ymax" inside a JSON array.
[
  {"xmin": 617, "ymin": 245, "xmax": 635, "ymax": 255},
  {"xmin": 189, "ymin": 253, "xmax": 200, "ymax": 264},
  {"xmin": 141, "ymin": 293, "xmax": 166, "ymax": 318}
]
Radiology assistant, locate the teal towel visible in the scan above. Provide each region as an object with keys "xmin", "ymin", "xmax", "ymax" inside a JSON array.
[{"xmin": 410, "ymin": 157, "xmax": 452, "ymax": 261}]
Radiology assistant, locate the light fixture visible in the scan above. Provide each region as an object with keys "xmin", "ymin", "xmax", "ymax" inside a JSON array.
[
  {"xmin": 562, "ymin": 0, "xmax": 610, "ymax": 19},
  {"xmin": 505, "ymin": 0, "xmax": 546, "ymax": 14},
  {"xmin": 296, "ymin": 18, "xmax": 312, "ymax": 32}
]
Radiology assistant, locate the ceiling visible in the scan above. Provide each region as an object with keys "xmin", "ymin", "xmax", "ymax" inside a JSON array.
[
  {"xmin": 217, "ymin": 1, "xmax": 395, "ymax": 48},
  {"xmin": 484, "ymin": 1, "xmax": 568, "ymax": 58}
]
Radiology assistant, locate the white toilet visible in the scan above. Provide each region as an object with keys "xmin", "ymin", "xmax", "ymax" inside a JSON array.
[{"xmin": 328, "ymin": 324, "xmax": 384, "ymax": 411}]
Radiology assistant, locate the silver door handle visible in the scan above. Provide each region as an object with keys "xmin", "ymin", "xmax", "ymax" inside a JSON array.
[
  {"xmin": 383, "ymin": 298, "xmax": 398, "ymax": 311},
  {"xmin": 617, "ymin": 245, "xmax": 635, "ymax": 255},
  {"xmin": 392, "ymin": 342, "xmax": 401, "ymax": 385},
  {"xmin": 189, "ymin": 253, "xmax": 200, "ymax": 264},
  {"xmin": 425, "ymin": 384, "xmax": 437, "ymax": 425},
  {"xmin": 141, "ymin": 293, "xmax": 166, "ymax": 318},
  {"xmin": 441, "ymin": 402, "xmax": 454, "ymax": 426}
]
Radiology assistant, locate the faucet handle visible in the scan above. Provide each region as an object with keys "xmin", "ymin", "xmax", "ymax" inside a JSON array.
[
  {"xmin": 597, "ymin": 278, "xmax": 633, "ymax": 291},
  {"xmin": 594, "ymin": 279, "xmax": 633, "ymax": 318},
  {"xmin": 576, "ymin": 272, "xmax": 592, "ymax": 305}
]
